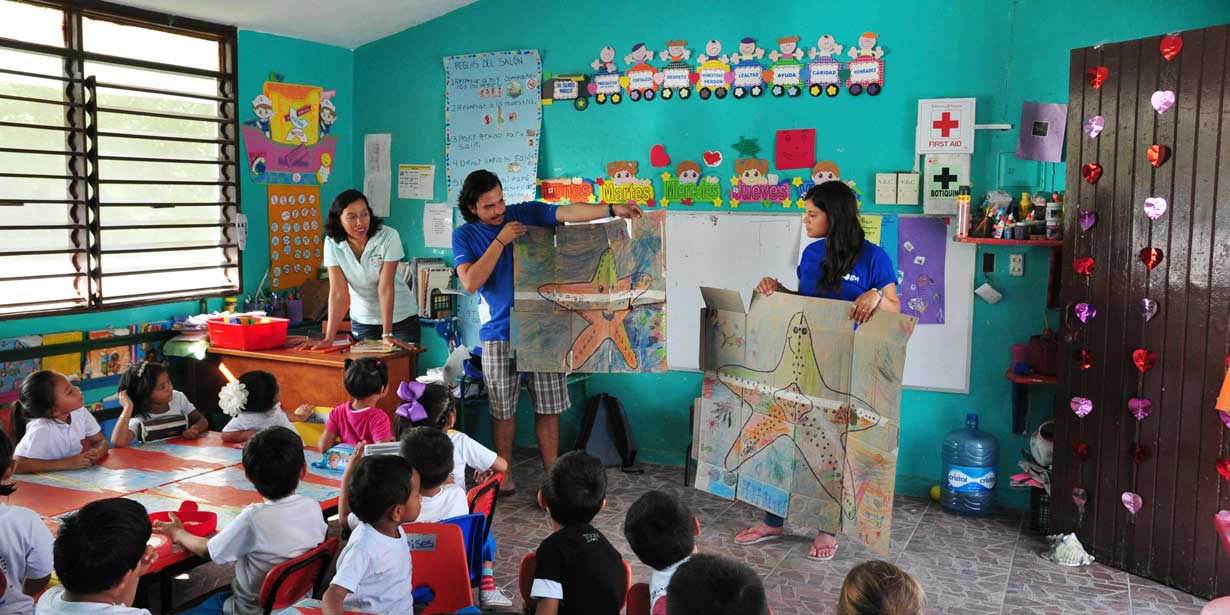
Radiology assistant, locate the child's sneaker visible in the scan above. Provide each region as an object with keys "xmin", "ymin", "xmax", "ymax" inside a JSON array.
[{"xmin": 480, "ymin": 587, "xmax": 514, "ymax": 609}]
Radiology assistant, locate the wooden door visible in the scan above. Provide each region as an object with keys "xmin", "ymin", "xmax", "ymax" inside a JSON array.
[{"xmin": 1052, "ymin": 24, "xmax": 1230, "ymax": 598}]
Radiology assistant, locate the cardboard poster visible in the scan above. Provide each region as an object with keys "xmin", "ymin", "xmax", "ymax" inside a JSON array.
[
  {"xmin": 241, "ymin": 81, "xmax": 338, "ymax": 186},
  {"xmin": 444, "ymin": 50, "xmax": 542, "ymax": 203},
  {"xmin": 923, "ymin": 154, "xmax": 970, "ymax": 215},
  {"xmin": 916, "ymin": 98, "xmax": 976, "ymax": 154},
  {"xmin": 693, "ymin": 289, "xmax": 916, "ymax": 555},
  {"xmin": 512, "ymin": 211, "xmax": 667, "ymax": 373},
  {"xmin": 267, "ymin": 185, "xmax": 323, "ymax": 290}
]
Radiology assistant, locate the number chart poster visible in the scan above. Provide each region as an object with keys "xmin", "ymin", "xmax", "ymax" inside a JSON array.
[
  {"xmin": 268, "ymin": 185, "xmax": 323, "ymax": 290},
  {"xmin": 444, "ymin": 50, "xmax": 542, "ymax": 203}
]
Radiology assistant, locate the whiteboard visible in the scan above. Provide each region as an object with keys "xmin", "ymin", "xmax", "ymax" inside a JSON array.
[{"xmin": 665, "ymin": 212, "xmax": 973, "ymax": 393}]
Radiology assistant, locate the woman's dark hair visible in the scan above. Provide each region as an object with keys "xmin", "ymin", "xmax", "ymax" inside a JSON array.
[
  {"xmin": 325, "ymin": 189, "xmax": 384, "ymax": 243},
  {"xmin": 457, "ymin": 169, "xmax": 502, "ymax": 224},
  {"xmin": 238, "ymin": 370, "xmax": 279, "ymax": 414},
  {"xmin": 805, "ymin": 181, "xmax": 866, "ymax": 296},
  {"xmin": 343, "ymin": 357, "xmax": 389, "ymax": 400},
  {"xmin": 0, "ymin": 430, "xmax": 17, "ymax": 496},
  {"xmin": 118, "ymin": 361, "xmax": 168, "ymax": 419},
  {"xmin": 17, "ymin": 370, "xmax": 62, "ymax": 420}
]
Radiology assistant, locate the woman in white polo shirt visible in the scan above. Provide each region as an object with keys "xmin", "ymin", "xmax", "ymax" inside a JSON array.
[{"xmin": 316, "ymin": 189, "xmax": 419, "ymax": 349}]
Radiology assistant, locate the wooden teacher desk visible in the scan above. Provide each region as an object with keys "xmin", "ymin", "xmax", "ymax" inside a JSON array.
[{"xmin": 193, "ymin": 345, "xmax": 425, "ymax": 419}]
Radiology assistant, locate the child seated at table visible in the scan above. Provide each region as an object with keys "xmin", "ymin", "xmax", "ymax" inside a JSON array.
[
  {"xmin": 394, "ymin": 381, "xmax": 510, "ymax": 489},
  {"xmin": 665, "ymin": 554, "xmax": 768, "ymax": 615},
  {"xmin": 156, "ymin": 426, "xmax": 328, "ymax": 615},
  {"xmin": 624, "ymin": 491, "xmax": 700, "ymax": 615},
  {"xmin": 324, "ymin": 454, "xmax": 420, "ymax": 615},
  {"xmin": 0, "ymin": 430, "xmax": 54, "ymax": 615},
  {"xmin": 530, "ymin": 451, "xmax": 624, "ymax": 615},
  {"xmin": 836, "ymin": 560, "xmax": 926, "ymax": 615},
  {"xmin": 219, "ymin": 371, "xmax": 313, "ymax": 443},
  {"xmin": 13, "ymin": 370, "xmax": 108, "ymax": 474},
  {"xmin": 35, "ymin": 498, "xmax": 156, "ymax": 615},
  {"xmin": 318, "ymin": 358, "xmax": 393, "ymax": 451},
  {"xmin": 111, "ymin": 360, "xmax": 209, "ymax": 448}
]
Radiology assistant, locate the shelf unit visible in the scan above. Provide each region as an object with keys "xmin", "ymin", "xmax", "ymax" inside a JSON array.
[{"xmin": 953, "ymin": 236, "xmax": 1063, "ymax": 247}]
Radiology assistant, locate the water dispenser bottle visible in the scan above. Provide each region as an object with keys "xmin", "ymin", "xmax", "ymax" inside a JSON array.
[{"xmin": 941, "ymin": 413, "xmax": 999, "ymax": 516}]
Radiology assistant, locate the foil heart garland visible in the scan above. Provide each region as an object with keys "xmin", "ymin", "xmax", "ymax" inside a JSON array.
[
  {"xmin": 1078, "ymin": 349, "xmax": 1094, "ymax": 370},
  {"xmin": 1160, "ymin": 35, "xmax": 1183, "ymax": 61},
  {"xmin": 1122, "ymin": 491, "xmax": 1142, "ymax": 515},
  {"xmin": 1070, "ymin": 396, "xmax": 1093, "ymax": 417},
  {"xmin": 1132, "ymin": 443, "xmax": 1149, "ymax": 465},
  {"xmin": 1078, "ymin": 210, "xmax": 1097, "ymax": 232},
  {"xmin": 1128, "ymin": 398, "xmax": 1152, "ymax": 421},
  {"xmin": 1073, "ymin": 443, "xmax": 1090, "ymax": 460},
  {"xmin": 1133, "ymin": 348, "xmax": 1157, "ymax": 373},
  {"xmin": 1139, "ymin": 298, "xmax": 1158, "ymax": 321},
  {"xmin": 1083, "ymin": 115, "xmax": 1105, "ymax": 138},
  {"xmin": 1218, "ymin": 458, "xmax": 1230, "ymax": 481},
  {"xmin": 1151, "ymin": 90, "xmax": 1176, "ymax": 114},
  {"xmin": 1147, "ymin": 144, "xmax": 1170, "ymax": 168},
  {"xmin": 1081, "ymin": 163, "xmax": 1103, "ymax": 184},
  {"xmin": 1086, "ymin": 66, "xmax": 1108, "ymax": 89},
  {"xmin": 1074, "ymin": 256, "xmax": 1096, "ymax": 276},
  {"xmin": 1139, "ymin": 247, "xmax": 1164, "ymax": 270},
  {"xmin": 1143, "ymin": 197, "xmax": 1168, "ymax": 221},
  {"xmin": 1075, "ymin": 303, "xmax": 1096, "ymax": 323}
]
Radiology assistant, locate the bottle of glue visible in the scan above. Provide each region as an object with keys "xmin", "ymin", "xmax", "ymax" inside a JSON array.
[{"xmin": 1216, "ymin": 510, "xmax": 1230, "ymax": 556}]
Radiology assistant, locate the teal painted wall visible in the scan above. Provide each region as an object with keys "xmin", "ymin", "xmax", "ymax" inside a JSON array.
[{"xmin": 353, "ymin": 0, "xmax": 1228, "ymax": 506}]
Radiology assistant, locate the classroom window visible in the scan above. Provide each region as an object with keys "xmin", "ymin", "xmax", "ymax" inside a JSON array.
[{"xmin": 0, "ymin": 0, "xmax": 240, "ymax": 319}]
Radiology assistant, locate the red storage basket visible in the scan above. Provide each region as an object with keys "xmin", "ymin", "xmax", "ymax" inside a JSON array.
[{"xmin": 207, "ymin": 316, "xmax": 289, "ymax": 351}]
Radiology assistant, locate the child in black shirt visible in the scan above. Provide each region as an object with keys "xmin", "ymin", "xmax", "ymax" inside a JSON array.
[{"xmin": 530, "ymin": 451, "xmax": 624, "ymax": 615}]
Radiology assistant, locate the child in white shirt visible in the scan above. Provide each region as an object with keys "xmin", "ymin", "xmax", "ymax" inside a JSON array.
[
  {"xmin": 156, "ymin": 427, "xmax": 327, "ymax": 615},
  {"xmin": 35, "ymin": 498, "xmax": 156, "ymax": 615},
  {"xmin": 623, "ymin": 491, "xmax": 701, "ymax": 615},
  {"xmin": 111, "ymin": 361, "xmax": 208, "ymax": 447},
  {"xmin": 324, "ymin": 452, "xmax": 420, "ymax": 615},
  {"xmin": 218, "ymin": 371, "xmax": 312, "ymax": 444},
  {"xmin": 399, "ymin": 427, "xmax": 470, "ymax": 522},
  {"xmin": 0, "ymin": 430, "xmax": 53, "ymax": 615},
  {"xmin": 13, "ymin": 371, "xmax": 107, "ymax": 473}
]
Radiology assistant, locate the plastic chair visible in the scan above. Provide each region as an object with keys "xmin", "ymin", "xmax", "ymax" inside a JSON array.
[
  {"xmin": 402, "ymin": 522, "xmax": 475, "ymax": 615},
  {"xmin": 517, "ymin": 552, "xmax": 632, "ymax": 613},
  {"xmin": 467, "ymin": 472, "xmax": 504, "ymax": 545},
  {"xmin": 258, "ymin": 537, "xmax": 340, "ymax": 615},
  {"xmin": 626, "ymin": 582, "xmax": 651, "ymax": 615},
  {"xmin": 442, "ymin": 512, "xmax": 487, "ymax": 585}
]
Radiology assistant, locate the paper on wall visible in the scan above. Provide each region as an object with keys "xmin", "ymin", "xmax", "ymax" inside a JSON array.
[
  {"xmin": 875, "ymin": 173, "xmax": 898, "ymax": 204},
  {"xmin": 399, "ymin": 164, "xmax": 435, "ymax": 200},
  {"xmin": 364, "ymin": 134, "xmax": 391, "ymax": 176},
  {"xmin": 423, "ymin": 202, "xmax": 454, "ymax": 249},
  {"xmin": 364, "ymin": 175, "xmax": 391, "ymax": 217}
]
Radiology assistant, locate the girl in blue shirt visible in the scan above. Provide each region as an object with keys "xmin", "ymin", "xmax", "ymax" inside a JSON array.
[{"xmin": 736, "ymin": 180, "xmax": 901, "ymax": 560}]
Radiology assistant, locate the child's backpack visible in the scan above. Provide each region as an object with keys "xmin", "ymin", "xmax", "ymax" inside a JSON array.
[{"xmin": 574, "ymin": 393, "xmax": 641, "ymax": 473}]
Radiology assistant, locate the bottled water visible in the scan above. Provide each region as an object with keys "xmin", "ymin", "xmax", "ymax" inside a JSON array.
[{"xmin": 941, "ymin": 413, "xmax": 999, "ymax": 516}]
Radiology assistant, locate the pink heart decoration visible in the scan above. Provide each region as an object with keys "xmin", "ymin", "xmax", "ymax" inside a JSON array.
[
  {"xmin": 1128, "ymin": 398, "xmax": 1152, "ymax": 421},
  {"xmin": 1083, "ymin": 115, "xmax": 1105, "ymax": 138},
  {"xmin": 1075, "ymin": 303, "xmax": 1096, "ymax": 323},
  {"xmin": 1143, "ymin": 197, "xmax": 1167, "ymax": 220},
  {"xmin": 1078, "ymin": 210, "xmax": 1097, "ymax": 232},
  {"xmin": 1070, "ymin": 396, "xmax": 1093, "ymax": 417},
  {"xmin": 1151, "ymin": 90, "xmax": 1176, "ymax": 114},
  {"xmin": 1122, "ymin": 491, "xmax": 1142, "ymax": 515},
  {"xmin": 1139, "ymin": 298, "xmax": 1158, "ymax": 321},
  {"xmin": 1221, "ymin": 411, "xmax": 1230, "ymax": 429}
]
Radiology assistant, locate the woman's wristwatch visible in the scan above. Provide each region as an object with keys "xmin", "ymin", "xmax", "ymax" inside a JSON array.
[
  {"xmin": 381, "ymin": 333, "xmax": 395, "ymax": 340},
  {"xmin": 872, "ymin": 287, "xmax": 884, "ymax": 308}
]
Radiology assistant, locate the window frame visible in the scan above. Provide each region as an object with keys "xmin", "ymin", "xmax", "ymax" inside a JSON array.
[{"xmin": 0, "ymin": 0, "xmax": 241, "ymax": 320}]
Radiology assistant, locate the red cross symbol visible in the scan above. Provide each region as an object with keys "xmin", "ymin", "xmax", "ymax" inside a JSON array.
[{"xmin": 933, "ymin": 112, "xmax": 960, "ymax": 137}]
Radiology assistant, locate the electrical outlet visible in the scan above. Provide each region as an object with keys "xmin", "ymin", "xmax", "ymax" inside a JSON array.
[{"xmin": 1009, "ymin": 254, "xmax": 1024, "ymax": 277}]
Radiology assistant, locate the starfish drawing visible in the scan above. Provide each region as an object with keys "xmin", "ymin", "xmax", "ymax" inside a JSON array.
[
  {"xmin": 714, "ymin": 312, "xmax": 882, "ymax": 502},
  {"xmin": 538, "ymin": 248, "xmax": 653, "ymax": 370}
]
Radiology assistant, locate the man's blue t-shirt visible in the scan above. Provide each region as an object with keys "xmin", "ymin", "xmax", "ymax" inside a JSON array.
[
  {"xmin": 451, "ymin": 202, "xmax": 559, "ymax": 341},
  {"xmin": 797, "ymin": 239, "xmax": 896, "ymax": 301}
]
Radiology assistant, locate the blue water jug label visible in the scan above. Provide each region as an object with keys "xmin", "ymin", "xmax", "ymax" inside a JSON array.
[{"xmin": 946, "ymin": 464, "xmax": 996, "ymax": 492}]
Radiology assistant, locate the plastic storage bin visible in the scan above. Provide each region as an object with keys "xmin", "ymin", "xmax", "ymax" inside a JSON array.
[{"xmin": 206, "ymin": 316, "xmax": 289, "ymax": 351}]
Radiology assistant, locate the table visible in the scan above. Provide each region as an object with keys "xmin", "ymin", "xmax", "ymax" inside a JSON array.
[
  {"xmin": 274, "ymin": 598, "xmax": 376, "ymax": 615},
  {"xmin": 194, "ymin": 346, "xmax": 424, "ymax": 420}
]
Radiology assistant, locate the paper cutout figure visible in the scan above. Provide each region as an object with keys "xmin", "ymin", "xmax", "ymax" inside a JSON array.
[
  {"xmin": 730, "ymin": 37, "xmax": 767, "ymax": 98},
  {"xmin": 599, "ymin": 161, "xmax": 655, "ymax": 205},
  {"xmin": 845, "ymin": 33, "xmax": 886, "ymax": 96},
  {"xmin": 765, "ymin": 36, "xmax": 805, "ymax": 97},
  {"xmin": 661, "ymin": 161, "xmax": 722, "ymax": 207},
  {"xmin": 650, "ymin": 144, "xmax": 671, "ymax": 167},
  {"xmin": 589, "ymin": 46, "xmax": 624, "ymax": 104},
  {"xmin": 591, "ymin": 45, "xmax": 618, "ymax": 74},
  {"xmin": 806, "ymin": 35, "xmax": 844, "ymax": 98},
  {"xmin": 732, "ymin": 136, "xmax": 762, "ymax": 158},
  {"xmin": 241, "ymin": 81, "xmax": 337, "ymax": 186},
  {"xmin": 250, "ymin": 95, "xmax": 274, "ymax": 137},
  {"xmin": 730, "ymin": 159, "xmax": 790, "ymax": 208},
  {"xmin": 512, "ymin": 212, "xmax": 667, "ymax": 373},
  {"xmin": 539, "ymin": 177, "xmax": 597, "ymax": 204},
  {"xmin": 797, "ymin": 160, "xmax": 840, "ymax": 199},
  {"xmin": 775, "ymin": 128, "xmax": 816, "ymax": 170},
  {"xmin": 542, "ymin": 74, "xmax": 592, "ymax": 111},
  {"xmin": 695, "ymin": 40, "xmax": 732, "ymax": 100},
  {"xmin": 702, "ymin": 150, "xmax": 723, "ymax": 167},
  {"xmin": 694, "ymin": 289, "xmax": 916, "ymax": 554},
  {"xmin": 622, "ymin": 43, "xmax": 659, "ymax": 102},
  {"xmin": 319, "ymin": 99, "xmax": 337, "ymax": 136},
  {"xmin": 658, "ymin": 40, "xmax": 697, "ymax": 100}
]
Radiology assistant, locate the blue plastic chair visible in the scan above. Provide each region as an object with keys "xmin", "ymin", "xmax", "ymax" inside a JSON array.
[{"xmin": 442, "ymin": 512, "xmax": 487, "ymax": 585}]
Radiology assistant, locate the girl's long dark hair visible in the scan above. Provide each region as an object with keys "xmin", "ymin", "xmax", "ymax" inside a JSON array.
[{"xmin": 806, "ymin": 181, "xmax": 865, "ymax": 296}]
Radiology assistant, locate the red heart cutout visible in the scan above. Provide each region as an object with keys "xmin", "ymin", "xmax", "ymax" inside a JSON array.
[
  {"xmin": 1081, "ymin": 163, "xmax": 1103, "ymax": 184},
  {"xmin": 682, "ymin": 198, "xmax": 694, "ymax": 205},
  {"xmin": 1132, "ymin": 443, "xmax": 1149, "ymax": 465},
  {"xmin": 1218, "ymin": 458, "xmax": 1230, "ymax": 481},
  {"xmin": 1073, "ymin": 256, "xmax": 1096, "ymax": 276},
  {"xmin": 645, "ymin": 199, "xmax": 656, "ymax": 207},
  {"xmin": 649, "ymin": 144, "xmax": 671, "ymax": 168},
  {"xmin": 1073, "ymin": 442, "xmax": 1090, "ymax": 460},
  {"xmin": 1138, "ymin": 247, "xmax": 1164, "ymax": 270},
  {"xmin": 1146, "ymin": 144, "xmax": 1170, "ymax": 168},
  {"xmin": 1160, "ymin": 35, "xmax": 1183, "ymax": 61},
  {"xmin": 1133, "ymin": 348, "xmax": 1157, "ymax": 373},
  {"xmin": 594, "ymin": 178, "xmax": 604, "ymax": 185},
  {"xmin": 702, "ymin": 150, "xmax": 722, "ymax": 166},
  {"xmin": 1078, "ymin": 349, "xmax": 1094, "ymax": 371},
  {"xmin": 1086, "ymin": 66, "xmax": 1109, "ymax": 89}
]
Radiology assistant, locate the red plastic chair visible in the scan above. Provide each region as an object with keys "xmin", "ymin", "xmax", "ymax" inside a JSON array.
[
  {"xmin": 258, "ymin": 537, "xmax": 340, "ymax": 615},
  {"xmin": 466, "ymin": 472, "xmax": 504, "ymax": 545},
  {"xmin": 626, "ymin": 582, "xmax": 651, "ymax": 615},
  {"xmin": 517, "ymin": 552, "xmax": 632, "ymax": 614},
  {"xmin": 402, "ymin": 522, "xmax": 474, "ymax": 615}
]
